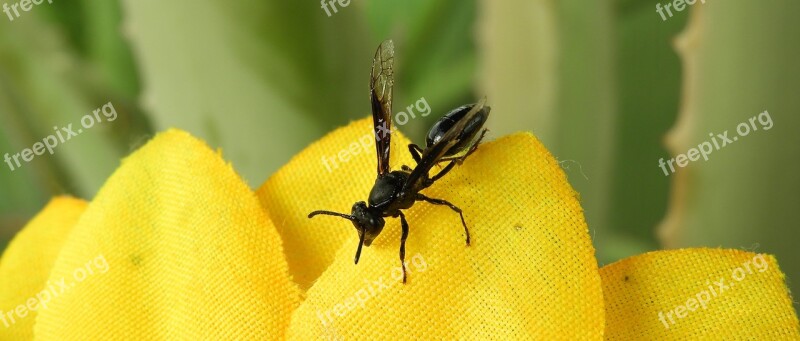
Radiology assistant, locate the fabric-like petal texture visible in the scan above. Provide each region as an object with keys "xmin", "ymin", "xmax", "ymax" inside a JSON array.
[
  {"xmin": 0, "ymin": 197, "xmax": 87, "ymax": 339},
  {"xmin": 601, "ymin": 248, "xmax": 800, "ymax": 339},
  {"xmin": 2, "ymin": 124, "xmax": 798, "ymax": 340},
  {"xmin": 30, "ymin": 130, "xmax": 301, "ymax": 339},
  {"xmin": 278, "ymin": 120, "xmax": 605, "ymax": 339}
]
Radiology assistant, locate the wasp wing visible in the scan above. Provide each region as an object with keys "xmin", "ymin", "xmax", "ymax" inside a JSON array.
[
  {"xmin": 370, "ymin": 40, "xmax": 395, "ymax": 177},
  {"xmin": 404, "ymin": 98, "xmax": 488, "ymax": 192}
]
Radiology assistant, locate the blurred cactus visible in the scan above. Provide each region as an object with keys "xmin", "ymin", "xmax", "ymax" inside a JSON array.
[
  {"xmin": 479, "ymin": 0, "xmax": 687, "ymax": 263},
  {"xmin": 0, "ymin": 6, "xmax": 149, "ymax": 248},
  {"xmin": 479, "ymin": 0, "xmax": 619, "ymax": 258},
  {"xmin": 660, "ymin": 0, "xmax": 800, "ymax": 310},
  {"xmin": 120, "ymin": 0, "xmax": 477, "ymax": 184}
]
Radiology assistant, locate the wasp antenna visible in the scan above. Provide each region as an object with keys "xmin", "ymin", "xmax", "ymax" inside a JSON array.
[
  {"xmin": 354, "ymin": 230, "xmax": 366, "ymax": 264},
  {"xmin": 308, "ymin": 210, "xmax": 355, "ymax": 220}
]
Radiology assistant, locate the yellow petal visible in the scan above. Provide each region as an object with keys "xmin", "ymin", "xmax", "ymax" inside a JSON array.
[
  {"xmin": 285, "ymin": 132, "xmax": 605, "ymax": 339},
  {"xmin": 256, "ymin": 118, "xmax": 415, "ymax": 290},
  {"xmin": 32, "ymin": 129, "xmax": 301, "ymax": 339},
  {"xmin": 600, "ymin": 249, "xmax": 800, "ymax": 339},
  {"xmin": 0, "ymin": 197, "xmax": 86, "ymax": 340}
]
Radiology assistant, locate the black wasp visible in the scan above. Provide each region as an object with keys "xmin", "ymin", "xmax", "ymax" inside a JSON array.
[{"xmin": 308, "ymin": 40, "xmax": 490, "ymax": 283}]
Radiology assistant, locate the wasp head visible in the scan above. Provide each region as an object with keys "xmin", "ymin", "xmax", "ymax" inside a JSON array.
[{"xmin": 350, "ymin": 201, "xmax": 385, "ymax": 247}]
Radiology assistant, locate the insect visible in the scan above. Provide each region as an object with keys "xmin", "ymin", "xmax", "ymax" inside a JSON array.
[{"xmin": 308, "ymin": 40, "xmax": 490, "ymax": 283}]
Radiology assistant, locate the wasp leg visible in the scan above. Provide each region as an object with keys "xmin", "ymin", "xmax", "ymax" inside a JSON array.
[
  {"xmin": 398, "ymin": 211, "xmax": 410, "ymax": 284},
  {"xmin": 437, "ymin": 128, "xmax": 488, "ymax": 164},
  {"xmin": 408, "ymin": 144, "xmax": 424, "ymax": 164},
  {"xmin": 427, "ymin": 160, "xmax": 457, "ymax": 184},
  {"xmin": 416, "ymin": 194, "xmax": 470, "ymax": 246}
]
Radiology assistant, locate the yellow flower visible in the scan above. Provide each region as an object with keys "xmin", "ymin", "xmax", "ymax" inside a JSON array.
[{"xmin": 0, "ymin": 118, "xmax": 797, "ymax": 340}]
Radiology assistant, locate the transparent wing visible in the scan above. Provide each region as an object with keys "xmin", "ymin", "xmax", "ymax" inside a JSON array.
[
  {"xmin": 370, "ymin": 40, "xmax": 395, "ymax": 177},
  {"xmin": 404, "ymin": 97, "xmax": 488, "ymax": 192}
]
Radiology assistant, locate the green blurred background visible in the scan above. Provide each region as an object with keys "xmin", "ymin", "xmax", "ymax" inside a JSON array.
[{"xmin": 0, "ymin": 0, "xmax": 798, "ymax": 310}]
